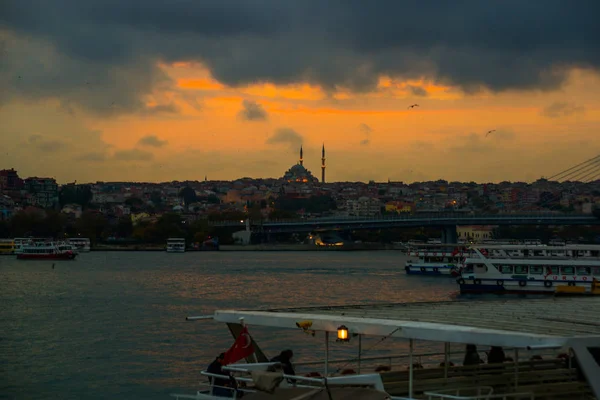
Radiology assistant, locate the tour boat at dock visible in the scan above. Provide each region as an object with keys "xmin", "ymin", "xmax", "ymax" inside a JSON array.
[
  {"xmin": 456, "ymin": 244, "xmax": 600, "ymax": 295},
  {"xmin": 17, "ymin": 241, "xmax": 77, "ymax": 260},
  {"xmin": 68, "ymin": 237, "xmax": 91, "ymax": 252},
  {"xmin": 167, "ymin": 238, "xmax": 186, "ymax": 253},
  {"xmin": 404, "ymin": 244, "xmax": 470, "ymax": 276},
  {"xmin": 174, "ymin": 297, "xmax": 600, "ymax": 399}
]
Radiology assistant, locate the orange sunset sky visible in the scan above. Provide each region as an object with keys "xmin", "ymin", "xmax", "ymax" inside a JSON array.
[{"xmin": 2, "ymin": 2, "xmax": 599, "ymax": 183}]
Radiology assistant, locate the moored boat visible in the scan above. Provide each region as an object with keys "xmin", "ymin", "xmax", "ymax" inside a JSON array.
[
  {"xmin": 167, "ymin": 238, "xmax": 186, "ymax": 253},
  {"xmin": 0, "ymin": 239, "xmax": 15, "ymax": 255},
  {"xmin": 68, "ymin": 237, "xmax": 91, "ymax": 252},
  {"xmin": 404, "ymin": 244, "xmax": 469, "ymax": 276},
  {"xmin": 177, "ymin": 298, "xmax": 600, "ymax": 399},
  {"xmin": 456, "ymin": 244, "xmax": 600, "ymax": 295},
  {"xmin": 17, "ymin": 241, "xmax": 77, "ymax": 260}
]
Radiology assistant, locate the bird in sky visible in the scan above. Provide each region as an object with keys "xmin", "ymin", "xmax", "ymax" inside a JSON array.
[
  {"xmin": 485, "ymin": 129, "xmax": 496, "ymax": 137},
  {"xmin": 408, "ymin": 104, "xmax": 419, "ymax": 109}
]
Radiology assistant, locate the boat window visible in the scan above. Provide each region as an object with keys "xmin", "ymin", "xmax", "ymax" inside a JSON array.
[
  {"xmin": 515, "ymin": 265, "xmax": 528, "ymax": 274},
  {"xmin": 529, "ymin": 266, "xmax": 543, "ymax": 275},
  {"xmin": 533, "ymin": 250, "xmax": 545, "ymax": 257},
  {"xmin": 577, "ymin": 267, "xmax": 591, "ymax": 276},
  {"xmin": 546, "ymin": 266, "xmax": 559, "ymax": 275},
  {"xmin": 500, "ymin": 265, "xmax": 513, "ymax": 274},
  {"xmin": 593, "ymin": 267, "xmax": 600, "ymax": 276},
  {"xmin": 464, "ymin": 264, "xmax": 474, "ymax": 273},
  {"xmin": 561, "ymin": 266, "xmax": 575, "ymax": 275}
]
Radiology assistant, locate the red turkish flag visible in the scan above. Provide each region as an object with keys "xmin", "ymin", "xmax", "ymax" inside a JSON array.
[{"xmin": 222, "ymin": 326, "xmax": 254, "ymax": 365}]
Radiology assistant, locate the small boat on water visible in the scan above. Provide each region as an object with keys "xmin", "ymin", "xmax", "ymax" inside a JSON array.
[
  {"xmin": 404, "ymin": 244, "xmax": 470, "ymax": 276},
  {"xmin": 167, "ymin": 238, "xmax": 186, "ymax": 253},
  {"xmin": 17, "ymin": 241, "xmax": 77, "ymax": 260},
  {"xmin": 456, "ymin": 244, "xmax": 600, "ymax": 295},
  {"xmin": 68, "ymin": 237, "xmax": 91, "ymax": 252},
  {"xmin": 0, "ymin": 239, "xmax": 15, "ymax": 255}
]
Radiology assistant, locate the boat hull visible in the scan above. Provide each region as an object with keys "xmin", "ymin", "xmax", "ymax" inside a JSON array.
[
  {"xmin": 457, "ymin": 277, "xmax": 598, "ymax": 295},
  {"xmin": 17, "ymin": 253, "xmax": 77, "ymax": 260},
  {"xmin": 405, "ymin": 265, "xmax": 457, "ymax": 276}
]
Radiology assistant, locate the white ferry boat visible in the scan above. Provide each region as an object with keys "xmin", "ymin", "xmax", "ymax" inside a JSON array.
[
  {"xmin": 17, "ymin": 241, "xmax": 77, "ymax": 260},
  {"xmin": 68, "ymin": 237, "xmax": 91, "ymax": 252},
  {"xmin": 404, "ymin": 244, "xmax": 470, "ymax": 276},
  {"xmin": 167, "ymin": 238, "xmax": 186, "ymax": 253},
  {"xmin": 456, "ymin": 244, "xmax": 600, "ymax": 295},
  {"xmin": 0, "ymin": 239, "xmax": 15, "ymax": 255}
]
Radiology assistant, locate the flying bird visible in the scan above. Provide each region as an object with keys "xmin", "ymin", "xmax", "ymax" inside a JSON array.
[
  {"xmin": 408, "ymin": 104, "xmax": 419, "ymax": 109},
  {"xmin": 485, "ymin": 129, "xmax": 496, "ymax": 137}
]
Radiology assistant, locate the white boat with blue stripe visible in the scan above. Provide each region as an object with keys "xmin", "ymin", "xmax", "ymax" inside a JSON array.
[
  {"xmin": 456, "ymin": 244, "xmax": 600, "ymax": 295},
  {"xmin": 404, "ymin": 245, "xmax": 469, "ymax": 276}
]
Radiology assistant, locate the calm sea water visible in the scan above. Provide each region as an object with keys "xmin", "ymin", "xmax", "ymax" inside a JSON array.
[{"xmin": 1, "ymin": 251, "xmax": 461, "ymax": 400}]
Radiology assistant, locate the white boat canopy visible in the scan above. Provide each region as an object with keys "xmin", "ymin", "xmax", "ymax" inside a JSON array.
[{"xmin": 212, "ymin": 297, "xmax": 600, "ymax": 348}]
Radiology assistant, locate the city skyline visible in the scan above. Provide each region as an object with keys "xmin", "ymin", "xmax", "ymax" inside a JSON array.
[{"xmin": 2, "ymin": 2, "xmax": 600, "ymax": 184}]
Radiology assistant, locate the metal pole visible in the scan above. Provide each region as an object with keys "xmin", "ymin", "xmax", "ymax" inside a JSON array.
[
  {"xmin": 325, "ymin": 331, "xmax": 329, "ymax": 377},
  {"xmin": 514, "ymin": 348, "xmax": 519, "ymax": 389},
  {"xmin": 358, "ymin": 334, "xmax": 362, "ymax": 374},
  {"xmin": 409, "ymin": 339, "xmax": 414, "ymax": 399},
  {"xmin": 444, "ymin": 342, "xmax": 449, "ymax": 379}
]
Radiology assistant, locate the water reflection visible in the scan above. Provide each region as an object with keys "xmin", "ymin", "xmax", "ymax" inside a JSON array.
[{"xmin": 1, "ymin": 251, "xmax": 458, "ymax": 399}]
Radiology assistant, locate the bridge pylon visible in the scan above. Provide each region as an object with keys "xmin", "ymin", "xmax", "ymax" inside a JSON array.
[{"xmin": 441, "ymin": 226, "xmax": 458, "ymax": 244}]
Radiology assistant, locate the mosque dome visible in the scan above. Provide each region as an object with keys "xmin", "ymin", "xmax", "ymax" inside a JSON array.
[{"xmin": 282, "ymin": 163, "xmax": 318, "ymax": 183}]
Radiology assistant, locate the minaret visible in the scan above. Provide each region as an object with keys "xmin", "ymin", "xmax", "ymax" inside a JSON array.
[
  {"xmin": 321, "ymin": 143, "xmax": 326, "ymax": 183},
  {"xmin": 299, "ymin": 146, "xmax": 303, "ymax": 166}
]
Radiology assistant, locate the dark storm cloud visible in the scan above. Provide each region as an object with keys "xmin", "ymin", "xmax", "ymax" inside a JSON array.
[
  {"xmin": 359, "ymin": 123, "xmax": 372, "ymax": 146},
  {"xmin": 266, "ymin": 128, "xmax": 303, "ymax": 150},
  {"xmin": 2, "ymin": 0, "xmax": 600, "ymax": 113},
  {"xmin": 540, "ymin": 102, "xmax": 586, "ymax": 118},
  {"xmin": 113, "ymin": 149, "xmax": 154, "ymax": 161},
  {"xmin": 238, "ymin": 100, "xmax": 268, "ymax": 121},
  {"xmin": 407, "ymin": 85, "xmax": 428, "ymax": 97},
  {"xmin": 28, "ymin": 134, "xmax": 67, "ymax": 152},
  {"xmin": 138, "ymin": 134, "xmax": 168, "ymax": 147}
]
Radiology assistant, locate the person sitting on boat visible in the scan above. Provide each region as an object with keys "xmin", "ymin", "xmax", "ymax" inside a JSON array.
[
  {"xmin": 270, "ymin": 349, "xmax": 295, "ymax": 376},
  {"xmin": 487, "ymin": 346, "xmax": 506, "ymax": 364},
  {"xmin": 207, "ymin": 353, "xmax": 237, "ymax": 397},
  {"xmin": 463, "ymin": 344, "xmax": 482, "ymax": 366}
]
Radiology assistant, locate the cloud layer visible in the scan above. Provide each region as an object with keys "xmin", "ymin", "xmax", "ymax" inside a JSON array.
[
  {"xmin": 238, "ymin": 100, "xmax": 268, "ymax": 121},
  {"xmin": 2, "ymin": 1, "xmax": 600, "ymax": 114}
]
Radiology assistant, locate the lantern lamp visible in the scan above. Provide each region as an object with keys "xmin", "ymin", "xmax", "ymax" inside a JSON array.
[{"xmin": 337, "ymin": 325, "xmax": 350, "ymax": 342}]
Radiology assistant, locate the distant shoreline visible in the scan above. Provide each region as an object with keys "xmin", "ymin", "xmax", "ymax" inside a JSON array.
[{"xmin": 89, "ymin": 243, "xmax": 403, "ymax": 252}]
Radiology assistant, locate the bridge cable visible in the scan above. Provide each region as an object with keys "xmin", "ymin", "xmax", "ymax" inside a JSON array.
[
  {"xmin": 577, "ymin": 164, "xmax": 600, "ymax": 182},
  {"xmin": 513, "ymin": 163, "xmax": 599, "ymax": 212},
  {"xmin": 534, "ymin": 163, "xmax": 600, "ymax": 210},
  {"xmin": 552, "ymin": 158, "xmax": 600, "ymax": 182},
  {"xmin": 547, "ymin": 154, "xmax": 600, "ymax": 181}
]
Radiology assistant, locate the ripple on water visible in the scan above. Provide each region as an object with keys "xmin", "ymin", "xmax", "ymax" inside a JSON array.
[{"xmin": 0, "ymin": 251, "xmax": 459, "ymax": 399}]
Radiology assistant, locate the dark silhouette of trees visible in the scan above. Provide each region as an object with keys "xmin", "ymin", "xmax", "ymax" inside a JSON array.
[
  {"xmin": 178, "ymin": 186, "xmax": 197, "ymax": 208},
  {"xmin": 59, "ymin": 185, "xmax": 93, "ymax": 208}
]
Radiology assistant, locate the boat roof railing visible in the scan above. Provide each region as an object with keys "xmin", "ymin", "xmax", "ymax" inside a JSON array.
[
  {"xmin": 205, "ymin": 298, "xmax": 600, "ymax": 349},
  {"xmin": 468, "ymin": 244, "xmax": 600, "ymax": 250}
]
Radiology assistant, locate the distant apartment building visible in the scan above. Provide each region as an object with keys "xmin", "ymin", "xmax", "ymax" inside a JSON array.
[
  {"xmin": 346, "ymin": 197, "xmax": 381, "ymax": 217},
  {"xmin": 457, "ymin": 225, "xmax": 496, "ymax": 242},
  {"xmin": 385, "ymin": 201, "xmax": 415, "ymax": 214},
  {"xmin": 0, "ymin": 168, "xmax": 24, "ymax": 191},
  {"xmin": 24, "ymin": 177, "xmax": 59, "ymax": 209}
]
